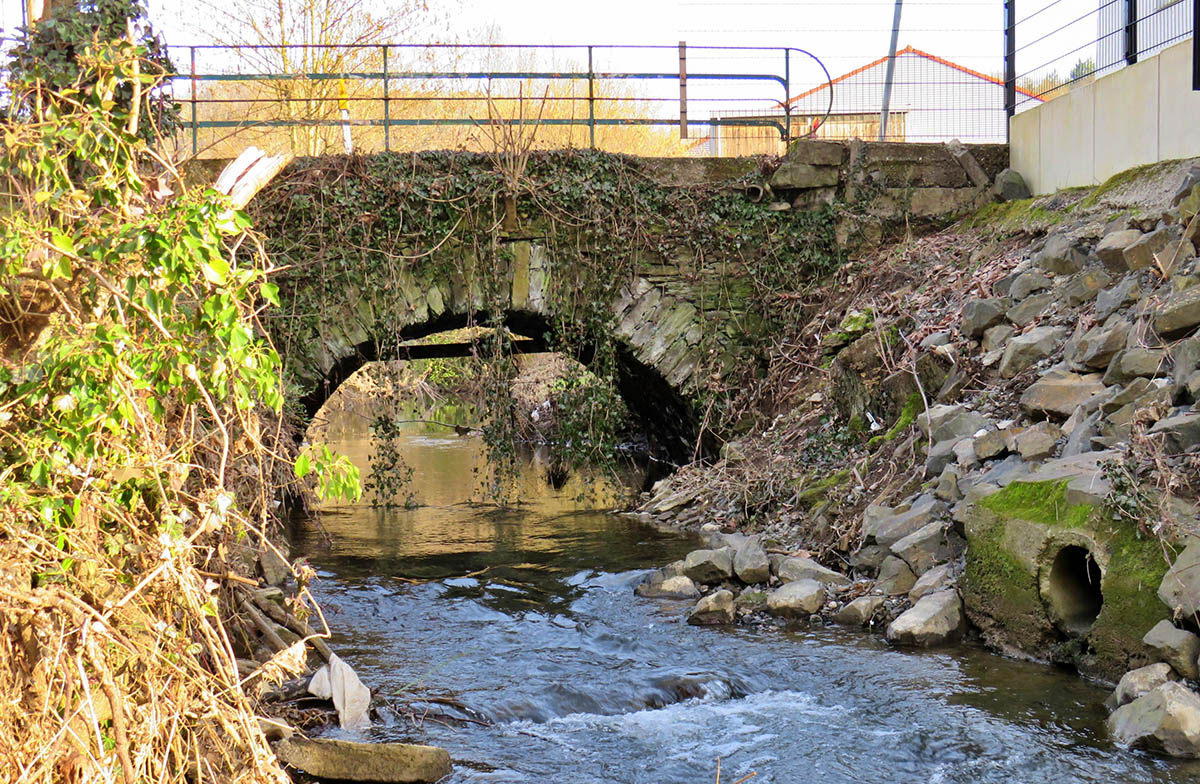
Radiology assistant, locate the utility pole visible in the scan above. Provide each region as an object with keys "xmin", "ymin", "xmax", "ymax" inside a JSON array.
[{"xmin": 879, "ymin": 0, "xmax": 904, "ymax": 142}]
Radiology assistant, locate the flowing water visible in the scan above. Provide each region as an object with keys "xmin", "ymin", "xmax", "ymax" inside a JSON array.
[{"xmin": 293, "ymin": 409, "xmax": 1198, "ymax": 784}]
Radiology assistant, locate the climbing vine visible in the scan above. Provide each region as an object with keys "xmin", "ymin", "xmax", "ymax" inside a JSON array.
[{"xmin": 249, "ymin": 149, "xmax": 845, "ymax": 502}]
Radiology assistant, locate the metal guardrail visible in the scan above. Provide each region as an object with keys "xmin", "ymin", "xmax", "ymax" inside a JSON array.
[{"xmin": 166, "ymin": 43, "xmax": 833, "ymax": 158}]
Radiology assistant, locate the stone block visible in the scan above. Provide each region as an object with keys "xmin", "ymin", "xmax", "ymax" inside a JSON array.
[
  {"xmin": 776, "ymin": 556, "xmax": 849, "ymax": 586},
  {"xmin": 770, "ymin": 162, "xmax": 840, "ymax": 190},
  {"xmin": 1010, "ymin": 270, "xmax": 1053, "ymax": 301},
  {"xmin": 1155, "ymin": 287, "xmax": 1200, "ymax": 336},
  {"xmin": 1060, "ymin": 268, "xmax": 1113, "ymax": 307},
  {"xmin": 1159, "ymin": 539, "xmax": 1200, "ymax": 618},
  {"xmin": 1123, "ymin": 228, "xmax": 1172, "ymax": 271},
  {"xmin": 1034, "ymin": 235, "xmax": 1085, "ymax": 275},
  {"xmin": 1000, "ymin": 326, "xmax": 1065, "ymax": 378},
  {"xmin": 1096, "ymin": 229, "xmax": 1144, "ymax": 273},
  {"xmin": 864, "ymin": 495, "xmax": 947, "ymax": 548},
  {"xmin": 682, "ymin": 548, "xmax": 735, "ymax": 585},
  {"xmin": 688, "ymin": 589, "xmax": 736, "ymax": 625},
  {"xmin": 833, "ymin": 595, "xmax": 885, "ymax": 626},
  {"xmin": 1095, "ymin": 275, "xmax": 1141, "ymax": 321},
  {"xmin": 785, "ymin": 139, "xmax": 846, "ymax": 166},
  {"xmin": 1148, "ymin": 413, "xmax": 1200, "ymax": 454},
  {"xmin": 1019, "ymin": 370, "xmax": 1107, "ymax": 419},
  {"xmin": 885, "ymin": 590, "xmax": 965, "ymax": 647},
  {"xmin": 275, "ymin": 737, "xmax": 452, "ymax": 783},
  {"xmin": 766, "ymin": 579, "xmax": 824, "ymax": 618},
  {"xmin": 876, "ymin": 555, "xmax": 917, "ymax": 596},
  {"xmin": 1108, "ymin": 682, "xmax": 1200, "ymax": 758},
  {"xmin": 993, "ymin": 168, "xmax": 1030, "ymax": 201},
  {"xmin": 1107, "ymin": 663, "xmax": 1179, "ymax": 712},
  {"xmin": 1143, "ymin": 620, "xmax": 1200, "ymax": 680},
  {"xmin": 917, "ymin": 404, "xmax": 990, "ymax": 443},
  {"xmin": 1007, "ymin": 292, "xmax": 1055, "ymax": 326},
  {"xmin": 732, "ymin": 540, "xmax": 771, "ymax": 584},
  {"xmin": 1075, "ymin": 320, "xmax": 1130, "ymax": 369},
  {"xmin": 962, "ymin": 298, "xmax": 1010, "ymax": 338}
]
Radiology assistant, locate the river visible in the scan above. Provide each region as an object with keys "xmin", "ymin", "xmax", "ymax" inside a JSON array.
[{"xmin": 292, "ymin": 409, "xmax": 1198, "ymax": 784}]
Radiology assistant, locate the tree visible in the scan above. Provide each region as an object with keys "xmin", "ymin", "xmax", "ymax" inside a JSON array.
[
  {"xmin": 4, "ymin": 0, "xmax": 178, "ymax": 143},
  {"xmin": 194, "ymin": 0, "xmax": 458, "ymax": 156},
  {"xmin": 1069, "ymin": 57, "xmax": 1096, "ymax": 85}
]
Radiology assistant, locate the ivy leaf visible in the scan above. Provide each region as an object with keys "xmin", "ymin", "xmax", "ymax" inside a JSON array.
[
  {"xmin": 49, "ymin": 229, "xmax": 75, "ymax": 256},
  {"xmin": 200, "ymin": 255, "xmax": 229, "ymax": 286},
  {"xmin": 294, "ymin": 453, "xmax": 311, "ymax": 479},
  {"xmin": 260, "ymin": 281, "xmax": 280, "ymax": 307}
]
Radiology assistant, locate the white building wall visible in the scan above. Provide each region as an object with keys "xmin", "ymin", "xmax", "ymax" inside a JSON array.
[{"xmin": 788, "ymin": 53, "xmax": 1015, "ymax": 143}]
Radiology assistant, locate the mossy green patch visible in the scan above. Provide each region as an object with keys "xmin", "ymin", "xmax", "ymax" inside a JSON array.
[
  {"xmin": 1087, "ymin": 516, "xmax": 1171, "ymax": 678},
  {"xmin": 980, "ymin": 480, "xmax": 1093, "ymax": 528},
  {"xmin": 963, "ymin": 198, "xmax": 1070, "ymax": 232},
  {"xmin": 1078, "ymin": 159, "xmax": 1183, "ymax": 208},
  {"xmin": 792, "ymin": 469, "xmax": 850, "ymax": 509},
  {"xmin": 838, "ymin": 308, "xmax": 874, "ymax": 334},
  {"xmin": 883, "ymin": 392, "xmax": 922, "ymax": 442}
]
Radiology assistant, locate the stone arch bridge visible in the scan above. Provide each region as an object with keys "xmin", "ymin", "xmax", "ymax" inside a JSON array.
[{"xmin": 234, "ymin": 142, "xmax": 1004, "ymax": 464}]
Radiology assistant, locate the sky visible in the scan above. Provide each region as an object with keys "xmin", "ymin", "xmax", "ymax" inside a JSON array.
[
  {"xmin": 0, "ymin": 1, "xmax": 1099, "ymax": 82},
  {"xmin": 0, "ymin": 1, "xmax": 1127, "ymax": 113}
]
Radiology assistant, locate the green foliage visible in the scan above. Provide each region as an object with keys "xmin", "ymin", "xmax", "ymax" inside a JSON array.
[
  {"xmin": 0, "ymin": 39, "xmax": 357, "ymax": 560},
  {"xmin": 295, "ymin": 443, "xmax": 361, "ymax": 503},
  {"xmin": 4, "ymin": 0, "xmax": 178, "ymax": 143},
  {"xmin": 249, "ymin": 149, "xmax": 844, "ymax": 502}
]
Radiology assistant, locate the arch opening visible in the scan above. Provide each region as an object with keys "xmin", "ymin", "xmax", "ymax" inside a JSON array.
[
  {"xmin": 1043, "ymin": 545, "xmax": 1104, "ymax": 636},
  {"xmin": 298, "ymin": 310, "xmax": 709, "ymax": 480}
]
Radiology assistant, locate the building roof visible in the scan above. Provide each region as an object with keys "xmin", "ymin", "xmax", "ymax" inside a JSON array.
[{"xmin": 787, "ymin": 45, "xmax": 1044, "ymax": 105}]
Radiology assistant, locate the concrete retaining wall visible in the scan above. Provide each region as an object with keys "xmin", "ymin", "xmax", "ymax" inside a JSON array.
[{"xmin": 1012, "ymin": 40, "xmax": 1200, "ymax": 195}]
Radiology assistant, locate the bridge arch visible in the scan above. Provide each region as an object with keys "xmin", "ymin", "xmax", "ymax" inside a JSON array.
[{"xmin": 282, "ymin": 241, "xmax": 719, "ymax": 466}]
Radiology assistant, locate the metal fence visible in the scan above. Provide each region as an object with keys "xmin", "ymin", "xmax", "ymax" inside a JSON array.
[
  {"xmin": 20, "ymin": 2, "xmax": 1193, "ymax": 157},
  {"xmin": 166, "ymin": 43, "xmax": 832, "ymax": 159},
  {"xmin": 1005, "ymin": 0, "xmax": 1195, "ymax": 113},
  {"xmin": 163, "ymin": 33, "xmax": 1019, "ymax": 159}
]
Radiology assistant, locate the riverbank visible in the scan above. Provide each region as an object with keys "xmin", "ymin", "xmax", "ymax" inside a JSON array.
[{"xmin": 629, "ymin": 158, "xmax": 1200, "ymax": 756}]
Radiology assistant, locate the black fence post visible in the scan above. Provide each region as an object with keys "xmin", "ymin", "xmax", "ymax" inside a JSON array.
[
  {"xmin": 1194, "ymin": 0, "xmax": 1200, "ymax": 90},
  {"xmin": 1005, "ymin": 0, "xmax": 1016, "ymax": 141},
  {"xmin": 1125, "ymin": 0, "xmax": 1139, "ymax": 65}
]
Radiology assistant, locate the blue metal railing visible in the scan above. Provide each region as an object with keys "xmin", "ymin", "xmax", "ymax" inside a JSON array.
[{"xmin": 168, "ymin": 42, "xmax": 833, "ymax": 157}]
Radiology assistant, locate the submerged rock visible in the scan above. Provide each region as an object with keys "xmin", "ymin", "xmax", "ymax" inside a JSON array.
[
  {"xmin": 688, "ymin": 589, "xmax": 735, "ymax": 625},
  {"xmin": 885, "ymin": 590, "xmax": 965, "ymax": 647},
  {"xmin": 1109, "ymin": 682, "xmax": 1200, "ymax": 758},
  {"xmin": 274, "ymin": 737, "xmax": 452, "ymax": 783}
]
